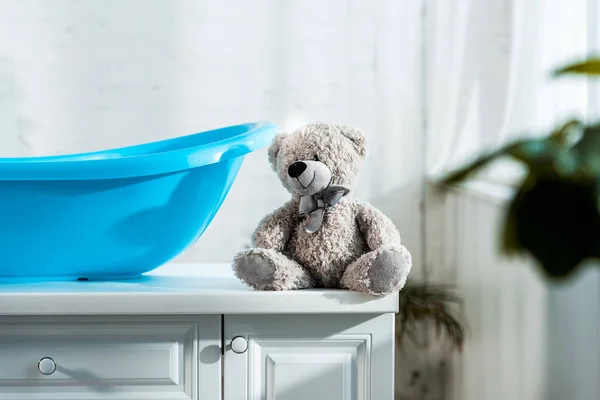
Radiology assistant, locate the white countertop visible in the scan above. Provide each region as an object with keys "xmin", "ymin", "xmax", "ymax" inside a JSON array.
[{"xmin": 0, "ymin": 263, "xmax": 399, "ymax": 315}]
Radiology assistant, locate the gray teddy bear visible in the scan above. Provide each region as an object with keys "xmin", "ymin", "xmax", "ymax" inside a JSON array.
[{"xmin": 233, "ymin": 122, "xmax": 412, "ymax": 296}]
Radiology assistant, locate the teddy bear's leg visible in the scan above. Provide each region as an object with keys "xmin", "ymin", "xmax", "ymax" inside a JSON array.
[
  {"xmin": 233, "ymin": 248, "xmax": 314, "ymax": 291},
  {"xmin": 340, "ymin": 245, "xmax": 412, "ymax": 296}
]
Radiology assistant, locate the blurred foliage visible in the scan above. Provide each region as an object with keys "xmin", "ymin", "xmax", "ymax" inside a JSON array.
[
  {"xmin": 397, "ymin": 282, "xmax": 465, "ymax": 351},
  {"xmin": 554, "ymin": 57, "xmax": 600, "ymax": 76},
  {"xmin": 396, "ymin": 58, "xmax": 600, "ymax": 350},
  {"xmin": 440, "ymin": 57, "xmax": 600, "ymax": 281}
]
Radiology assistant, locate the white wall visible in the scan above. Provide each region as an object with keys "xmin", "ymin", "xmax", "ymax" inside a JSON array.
[{"xmin": 0, "ymin": 0, "xmax": 425, "ymax": 268}]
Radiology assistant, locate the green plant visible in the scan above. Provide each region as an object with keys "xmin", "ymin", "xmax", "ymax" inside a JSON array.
[
  {"xmin": 396, "ymin": 282, "xmax": 465, "ymax": 350},
  {"xmin": 440, "ymin": 57, "xmax": 600, "ymax": 281}
]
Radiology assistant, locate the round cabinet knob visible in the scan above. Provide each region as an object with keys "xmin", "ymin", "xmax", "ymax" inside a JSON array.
[
  {"xmin": 230, "ymin": 336, "xmax": 248, "ymax": 354},
  {"xmin": 38, "ymin": 357, "xmax": 56, "ymax": 375}
]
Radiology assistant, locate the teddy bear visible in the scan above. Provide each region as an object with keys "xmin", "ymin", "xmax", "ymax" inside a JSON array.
[{"xmin": 232, "ymin": 122, "xmax": 412, "ymax": 296}]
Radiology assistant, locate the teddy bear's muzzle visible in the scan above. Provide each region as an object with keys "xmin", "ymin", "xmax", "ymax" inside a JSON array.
[{"xmin": 286, "ymin": 160, "xmax": 333, "ymax": 196}]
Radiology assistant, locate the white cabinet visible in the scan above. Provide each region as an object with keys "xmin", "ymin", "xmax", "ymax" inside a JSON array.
[
  {"xmin": 0, "ymin": 264, "xmax": 398, "ymax": 400},
  {"xmin": 0, "ymin": 316, "xmax": 221, "ymax": 400},
  {"xmin": 224, "ymin": 314, "xmax": 394, "ymax": 400}
]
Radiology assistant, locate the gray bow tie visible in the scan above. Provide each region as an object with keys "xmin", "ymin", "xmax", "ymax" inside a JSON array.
[{"xmin": 299, "ymin": 185, "xmax": 349, "ymax": 233}]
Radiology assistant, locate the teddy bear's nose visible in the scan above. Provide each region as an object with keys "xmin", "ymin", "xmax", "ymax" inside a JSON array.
[{"xmin": 288, "ymin": 161, "xmax": 307, "ymax": 178}]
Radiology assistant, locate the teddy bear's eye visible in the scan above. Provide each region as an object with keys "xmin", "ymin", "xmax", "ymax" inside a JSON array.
[{"xmin": 313, "ymin": 155, "xmax": 320, "ymax": 162}]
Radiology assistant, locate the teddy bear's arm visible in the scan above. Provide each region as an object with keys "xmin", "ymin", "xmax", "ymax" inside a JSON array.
[
  {"xmin": 354, "ymin": 201, "xmax": 402, "ymax": 250},
  {"xmin": 251, "ymin": 201, "xmax": 296, "ymax": 251}
]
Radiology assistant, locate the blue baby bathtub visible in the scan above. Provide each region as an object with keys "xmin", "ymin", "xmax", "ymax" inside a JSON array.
[{"xmin": 0, "ymin": 121, "xmax": 278, "ymax": 282}]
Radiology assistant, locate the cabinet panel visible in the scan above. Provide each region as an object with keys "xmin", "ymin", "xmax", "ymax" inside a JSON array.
[
  {"xmin": 0, "ymin": 315, "xmax": 221, "ymax": 400},
  {"xmin": 224, "ymin": 314, "xmax": 394, "ymax": 400},
  {"xmin": 256, "ymin": 337, "xmax": 369, "ymax": 400}
]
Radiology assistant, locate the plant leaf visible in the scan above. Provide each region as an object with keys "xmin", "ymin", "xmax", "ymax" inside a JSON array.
[
  {"xmin": 572, "ymin": 123, "xmax": 600, "ymax": 177},
  {"xmin": 554, "ymin": 58, "xmax": 600, "ymax": 76},
  {"xmin": 396, "ymin": 283, "xmax": 465, "ymax": 350},
  {"xmin": 502, "ymin": 175, "xmax": 600, "ymax": 279},
  {"xmin": 548, "ymin": 119, "xmax": 584, "ymax": 147},
  {"xmin": 439, "ymin": 145, "xmax": 516, "ymax": 185},
  {"xmin": 438, "ymin": 139, "xmax": 557, "ymax": 186}
]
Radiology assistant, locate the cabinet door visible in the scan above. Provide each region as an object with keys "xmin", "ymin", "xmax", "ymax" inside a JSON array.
[
  {"xmin": 224, "ymin": 313, "xmax": 394, "ymax": 400},
  {"xmin": 0, "ymin": 315, "xmax": 221, "ymax": 400}
]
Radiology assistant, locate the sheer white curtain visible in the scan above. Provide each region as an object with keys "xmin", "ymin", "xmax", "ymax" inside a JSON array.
[
  {"xmin": 425, "ymin": 0, "xmax": 590, "ymax": 183},
  {"xmin": 424, "ymin": 2, "xmax": 599, "ymax": 398}
]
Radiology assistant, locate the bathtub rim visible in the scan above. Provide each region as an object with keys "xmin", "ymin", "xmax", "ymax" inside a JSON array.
[{"xmin": 0, "ymin": 121, "xmax": 278, "ymax": 181}]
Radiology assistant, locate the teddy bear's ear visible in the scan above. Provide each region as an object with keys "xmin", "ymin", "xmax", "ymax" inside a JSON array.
[
  {"xmin": 268, "ymin": 133, "xmax": 285, "ymax": 168},
  {"xmin": 339, "ymin": 125, "xmax": 367, "ymax": 157}
]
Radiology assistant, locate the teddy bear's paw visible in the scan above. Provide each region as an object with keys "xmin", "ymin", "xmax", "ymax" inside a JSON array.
[
  {"xmin": 233, "ymin": 251, "xmax": 277, "ymax": 290},
  {"xmin": 367, "ymin": 247, "xmax": 412, "ymax": 295}
]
